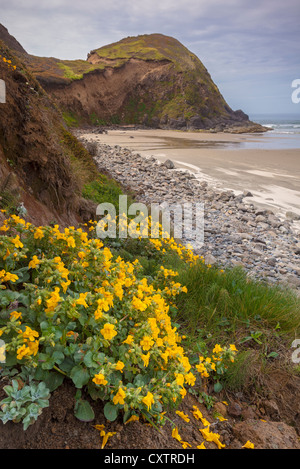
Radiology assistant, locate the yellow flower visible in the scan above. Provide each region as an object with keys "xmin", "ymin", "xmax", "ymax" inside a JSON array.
[
  {"xmin": 94, "ymin": 424, "xmax": 105, "ymax": 435},
  {"xmin": 123, "ymin": 334, "xmax": 134, "ymax": 345},
  {"xmin": 9, "ymin": 310, "xmax": 22, "ymax": 320},
  {"xmin": 125, "ymin": 415, "xmax": 139, "ymax": 425},
  {"xmin": 174, "ymin": 373, "xmax": 184, "ymax": 387},
  {"xmin": 34, "ymin": 228, "xmax": 44, "ymax": 240},
  {"xmin": 199, "ymin": 427, "xmax": 225, "ymax": 449},
  {"xmin": 16, "ymin": 344, "xmax": 31, "ymax": 360},
  {"xmin": 113, "ymin": 388, "xmax": 126, "ymax": 405},
  {"xmin": 181, "ymin": 441, "xmax": 192, "ymax": 449},
  {"xmin": 216, "ymin": 415, "xmax": 227, "ymax": 422},
  {"xmin": 176, "ymin": 410, "xmax": 190, "ymax": 422},
  {"xmin": 45, "ymin": 287, "xmax": 61, "ymax": 313},
  {"xmin": 92, "ymin": 373, "xmax": 108, "ymax": 386},
  {"xmin": 213, "ymin": 344, "xmax": 223, "ymax": 354},
  {"xmin": 114, "ymin": 360, "xmax": 125, "ymax": 372},
  {"xmin": 197, "ymin": 442, "xmax": 206, "ymax": 449},
  {"xmin": 61, "ymin": 279, "xmax": 71, "ymax": 293},
  {"xmin": 172, "ymin": 426, "xmax": 182, "ymax": 442},
  {"xmin": 184, "ymin": 372, "xmax": 196, "ymax": 386},
  {"xmin": 191, "ymin": 406, "xmax": 203, "ymax": 420},
  {"xmin": 27, "ymin": 340, "xmax": 39, "ymax": 356},
  {"xmin": 141, "ymin": 352, "xmax": 150, "ymax": 367},
  {"xmin": 242, "ymin": 440, "xmax": 255, "ymax": 449},
  {"xmin": 200, "ymin": 417, "xmax": 211, "ymax": 427},
  {"xmin": 67, "ymin": 236, "xmax": 76, "ymax": 248},
  {"xmin": 22, "ymin": 326, "xmax": 39, "ymax": 342},
  {"xmin": 140, "ymin": 335, "xmax": 154, "ymax": 351},
  {"xmin": 28, "ymin": 255, "xmax": 40, "ymax": 269},
  {"xmin": 142, "ymin": 392, "xmax": 154, "ymax": 411},
  {"xmin": 76, "ymin": 292, "xmax": 88, "ymax": 308},
  {"xmin": 2, "ymin": 271, "xmax": 19, "ymax": 283},
  {"xmin": 100, "ymin": 323, "xmax": 117, "ymax": 341},
  {"xmin": 101, "ymin": 431, "xmax": 116, "ymax": 449},
  {"xmin": 11, "ymin": 235, "xmax": 23, "ymax": 248},
  {"xmin": 229, "ymin": 344, "xmax": 238, "ymax": 352}
]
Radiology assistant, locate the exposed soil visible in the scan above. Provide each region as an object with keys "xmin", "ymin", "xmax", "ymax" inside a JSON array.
[{"xmin": 1, "ymin": 367, "xmax": 300, "ymax": 450}]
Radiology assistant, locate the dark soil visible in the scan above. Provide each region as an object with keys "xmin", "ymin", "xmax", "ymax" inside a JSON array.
[{"xmin": 1, "ymin": 369, "xmax": 300, "ymax": 450}]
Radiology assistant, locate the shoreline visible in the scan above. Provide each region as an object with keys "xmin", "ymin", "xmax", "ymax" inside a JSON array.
[
  {"xmin": 74, "ymin": 128, "xmax": 300, "ymax": 293},
  {"xmin": 79, "ymin": 128, "xmax": 300, "ymax": 219}
]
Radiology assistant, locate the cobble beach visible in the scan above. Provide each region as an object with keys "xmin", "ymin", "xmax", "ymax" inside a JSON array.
[{"xmin": 74, "ymin": 128, "xmax": 300, "ymax": 293}]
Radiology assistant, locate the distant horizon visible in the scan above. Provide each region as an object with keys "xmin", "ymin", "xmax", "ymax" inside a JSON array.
[{"xmin": 250, "ymin": 112, "xmax": 300, "ymax": 116}]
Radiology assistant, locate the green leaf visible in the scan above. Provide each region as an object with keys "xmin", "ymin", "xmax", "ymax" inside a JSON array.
[
  {"xmin": 59, "ymin": 356, "xmax": 75, "ymax": 373},
  {"xmin": 74, "ymin": 399, "xmax": 95, "ymax": 422},
  {"xmin": 213, "ymin": 382, "xmax": 223, "ymax": 393},
  {"xmin": 52, "ymin": 351, "xmax": 64, "ymax": 365},
  {"xmin": 104, "ymin": 402, "xmax": 118, "ymax": 422},
  {"xmin": 43, "ymin": 371, "xmax": 64, "ymax": 392},
  {"xmin": 70, "ymin": 365, "xmax": 90, "ymax": 388},
  {"xmin": 38, "ymin": 353, "xmax": 56, "ymax": 370}
]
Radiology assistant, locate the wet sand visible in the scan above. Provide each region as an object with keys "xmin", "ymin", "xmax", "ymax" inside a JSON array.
[{"xmin": 90, "ymin": 128, "xmax": 300, "ymax": 218}]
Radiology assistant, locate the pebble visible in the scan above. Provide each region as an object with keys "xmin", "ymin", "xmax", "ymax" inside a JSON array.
[{"xmin": 75, "ymin": 130, "xmax": 300, "ymax": 292}]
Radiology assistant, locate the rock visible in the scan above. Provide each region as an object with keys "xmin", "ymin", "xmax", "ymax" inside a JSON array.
[
  {"xmin": 263, "ymin": 399, "xmax": 280, "ymax": 420},
  {"xmin": 213, "ymin": 402, "xmax": 228, "ymax": 418},
  {"xmin": 163, "ymin": 159, "xmax": 175, "ymax": 169},
  {"xmin": 243, "ymin": 190, "xmax": 253, "ymax": 197},
  {"xmin": 241, "ymin": 407, "xmax": 257, "ymax": 420},
  {"xmin": 228, "ymin": 401, "xmax": 243, "ymax": 418},
  {"xmin": 231, "ymin": 419, "xmax": 300, "ymax": 449},
  {"xmin": 286, "ymin": 211, "xmax": 300, "ymax": 221},
  {"xmin": 255, "ymin": 215, "xmax": 267, "ymax": 223},
  {"xmin": 204, "ymin": 253, "xmax": 217, "ymax": 265}
]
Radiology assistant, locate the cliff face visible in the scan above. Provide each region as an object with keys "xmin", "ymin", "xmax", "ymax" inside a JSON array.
[
  {"xmin": 11, "ymin": 32, "xmax": 264, "ymax": 132},
  {"xmin": 0, "ymin": 39, "xmax": 97, "ymax": 227}
]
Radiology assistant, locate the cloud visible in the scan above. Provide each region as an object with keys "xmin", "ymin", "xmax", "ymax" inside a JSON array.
[{"xmin": 1, "ymin": 0, "xmax": 299, "ymax": 113}]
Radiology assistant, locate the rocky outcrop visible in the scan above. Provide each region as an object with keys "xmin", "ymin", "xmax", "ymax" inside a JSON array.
[{"xmin": 0, "ymin": 27, "xmax": 266, "ymax": 133}]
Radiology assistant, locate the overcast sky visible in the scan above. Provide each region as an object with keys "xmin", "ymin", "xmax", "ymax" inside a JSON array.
[{"xmin": 1, "ymin": 0, "xmax": 300, "ymax": 116}]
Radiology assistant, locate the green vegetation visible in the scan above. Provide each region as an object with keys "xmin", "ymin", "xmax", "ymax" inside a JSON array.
[
  {"xmin": 82, "ymin": 174, "xmax": 124, "ymax": 210},
  {"xmin": 62, "ymin": 111, "xmax": 80, "ymax": 127},
  {"xmin": 0, "ymin": 172, "xmax": 20, "ymax": 215},
  {"xmin": 0, "ymin": 211, "xmax": 299, "ymax": 440},
  {"xmin": 0, "ymin": 214, "xmax": 236, "ymax": 433},
  {"xmin": 110, "ymin": 235, "xmax": 300, "ymax": 394}
]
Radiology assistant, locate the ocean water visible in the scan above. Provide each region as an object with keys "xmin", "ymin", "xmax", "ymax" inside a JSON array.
[
  {"xmin": 245, "ymin": 113, "xmax": 300, "ymax": 150},
  {"xmin": 251, "ymin": 113, "xmax": 300, "ymax": 134}
]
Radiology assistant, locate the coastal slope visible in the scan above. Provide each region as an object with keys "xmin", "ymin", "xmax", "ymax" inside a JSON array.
[
  {"xmin": 0, "ymin": 39, "xmax": 98, "ymax": 227},
  {"xmin": 0, "ymin": 27, "xmax": 265, "ymax": 132}
]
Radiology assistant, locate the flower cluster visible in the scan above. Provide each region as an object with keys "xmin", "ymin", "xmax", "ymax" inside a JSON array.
[
  {"xmin": 0, "ymin": 215, "xmax": 195, "ymax": 423},
  {"xmin": 0, "ymin": 55, "xmax": 17, "ymax": 71},
  {"xmin": 0, "ymin": 213, "xmax": 238, "ymax": 428},
  {"xmin": 195, "ymin": 344, "xmax": 237, "ymax": 379}
]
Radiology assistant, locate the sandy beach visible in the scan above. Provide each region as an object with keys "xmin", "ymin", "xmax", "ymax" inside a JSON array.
[{"xmin": 91, "ymin": 128, "xmax": 300, "ymax": 219}]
